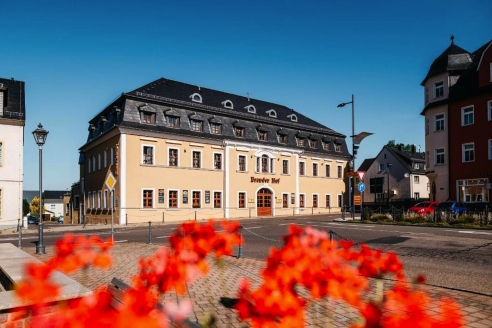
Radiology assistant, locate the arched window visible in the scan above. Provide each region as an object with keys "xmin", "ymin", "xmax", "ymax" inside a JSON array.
[
  {"xmin": 288, "ymin": 114, "xmax": 298, "ymax": 122},
  {"xmin": 266, "ymin": 109, "xmax": 277, "ymax": 118},
  {"xmin": 255, "ymin": 153, "xmax": 275, "ymax": 173},
  {"xmin": 190, "ymin": 93, "xmax": 202, "ymax": 103},
  {"xmin": 222, "ymin": 100, "xmax": 233, "ymax": 109},
  {"xmin": 245, "ymin": 105, "xmax": 256, "ymax": 113}
]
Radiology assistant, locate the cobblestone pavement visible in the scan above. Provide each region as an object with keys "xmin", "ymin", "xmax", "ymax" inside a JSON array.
[{"xmin": 22, "ymin": 242, "xmax": 492, "ymax": 328}]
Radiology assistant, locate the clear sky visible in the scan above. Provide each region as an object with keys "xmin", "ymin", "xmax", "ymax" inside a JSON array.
[{"xmin": 3, "ymin": 0, "xmax": 491, "ymax": 191}]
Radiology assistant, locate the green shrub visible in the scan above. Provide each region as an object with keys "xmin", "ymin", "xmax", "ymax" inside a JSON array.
[
  {"xmin": 371, "ymin": 214, "xmax": 392, "ymax": 222},
  {"xmin": 449, "ymin": 215, "xmax": 476, "ymax": 226},
  {"xmin": 362, "ymin": 208, "xmax": 373, "ymax": 220}
]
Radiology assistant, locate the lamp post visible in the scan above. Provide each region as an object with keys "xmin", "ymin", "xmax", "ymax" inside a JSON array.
[
  {"xmin": 32, "ymin": 123, "xmax": 49, "ymax": 255},
  {"xmin": 337, "ymin": 95, "xmax": 373, "ymax": 219}
]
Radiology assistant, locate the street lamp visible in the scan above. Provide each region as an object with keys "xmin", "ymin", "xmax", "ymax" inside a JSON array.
[
  {"xmin": 337, "ymin": 95, "xmax": 373, "ymax": 219},
  {"xmin": 32, "ymin": 123, "xmax": 49, "ymax": 255}
]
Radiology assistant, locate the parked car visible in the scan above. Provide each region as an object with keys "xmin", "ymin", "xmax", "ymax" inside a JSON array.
[
  {"xmin": 27, "ymin": 215, "xmax": 39, "ymax": 224},
  {"xmin": 408, "ymin": 201, "xmax": 439, "ymax": 215},
  {"xmin": 435, "ymin": 201, "xmax": 468, "ymax": 216}
]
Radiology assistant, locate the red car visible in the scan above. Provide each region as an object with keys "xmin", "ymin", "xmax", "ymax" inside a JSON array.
[{"xmin": 408, "ymin": 201, "xmax": 439, "ymax": 215}]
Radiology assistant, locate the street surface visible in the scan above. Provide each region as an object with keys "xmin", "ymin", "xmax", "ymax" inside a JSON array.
[{"xmin": 2, "ymin": 214, "xmax": 491, "ymax": 295}]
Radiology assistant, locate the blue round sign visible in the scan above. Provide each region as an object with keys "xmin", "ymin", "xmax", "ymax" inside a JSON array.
[{"xmin": 358, "ymin": 182, "xmax": 365, "ymax": 192}]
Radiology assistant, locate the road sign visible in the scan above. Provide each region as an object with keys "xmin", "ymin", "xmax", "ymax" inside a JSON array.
[
  {"xmin": 357, "ymin": 171, "xmax": 366, "ymax": 182},
  {"xmin": 105, "ymin": 172, "xmax": 117, "ymax": 191},
  {"xmin": 354, "ymin": 195, "xmax": 361, "ymax": 206},
  {"xmin": 358, "ymin": 182, "xmax": 365, "ymax": 192}
]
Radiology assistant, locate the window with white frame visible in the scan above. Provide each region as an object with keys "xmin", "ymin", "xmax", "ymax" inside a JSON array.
[
  {"xmin": 97, "ymin": 190, "xmax": 102, "ymax": 209},
  {"xmin": 312, "ymin": 194, "xmax": 318, "ymax": 208},
  {"xmin": 379, "ymin": 163, "xmax": 385, "ymax": 171},
  {"xmin": 414, "ymin": 176, "xmax": 419, "ymax": 184},
  {"xmin": 169, "ymin": 148, "xmax": 178, "ymax": 166},
  {"xmin": 92, "ymin": 156, "xmax": 95, "ymax": 171},
  {"xmin": 425, "ymin": 119, "xmax": 429, "ymax": 135},
  {"xmin": 313, "ymin": 163, "xmax": 318, "ymax": 177},
  {"xmin": 238, "ymin": 192, "xmax": 246, "ymax": 208},
  {"xmin": 489, "ymin": 140, "xmax": 492, "ymax": 160},
  {"xmin": 104, "ymin": 190, "xmax": 108, "ymax": 209},
  {"xmin": 299, "ymin": 194, "xmax": 305, "ymax": 208},
  {"xmin": 462, "ymin": 143, "xmax": 475, "ymax": 162},
  {"xmin": 192, "ymin": 191, "xmax": 201, "ymax": 208},
  {"xmin": 88, "ymin": 192, "xmax": 92, "ymax": 208},
  {"xmin": 325, "ymin": 164, "xmax": 331, "ymax": 177},
  {"xmin": 210, "ymin": 123, "xmax": 222, "ymax": 134},
  {"xmin": 309, "ymin": 139, "xmax": 316, "ymax": 148},
  {"xmin": 257, "ymin": 155, "xmax": 274, "ymax": 173},
  {"xmin": 169, "ymin": 190, "xmax": 178, "ymax": 208},
  {"xmin": 435, "ymin": 148, "xmax": 445, "ymax": 165},
  {"xmin": 166, "ymin": 115, "xmax": 180, "ymax": 128},
  {"xmin": 435, "ymin": 114, "xmax": 444, "ymax": 131},
  {"xmin": 104, "ymin": 150, "xmax": 107, "ymax": 168},
  {"xmin": 192, "ymin": 151, "xmax": 201, "ymax": 168},
  {"xmin": 462, "ymin": 106, "xmax": 474, "ymax": 126},
  {"xmin": 110, "ymin": 148, "xmax": 114, "ymax": 166},
  {"xmin": 190, "ymin": 120, "xmax": 203, "ymax": 132},
  {"xmin": 282, "ymin": 160, "xmax": 289, "ymax": 174},
  {"xmin": 142, "ymin": 189, "xmax": 153, "ymax": 208},
  {"xmin": 234, "ymin": 127, "xmax": 245, "ymax": 138},
  {"xmin": 434, "ymin": 81, "xmax": 444, "ymax": 98},
  {"xmin": 190, "ymin": 93, "xmax": 202, "ymax": 103},
  {"xmin": 282, "ymin": 193, "xmax": 289, "ymax": 208},
  {"xmin": 325, "ymin": 194, "xmax": 331, "ymax": 208},
  {"xmin": 214, "ymin": 153, "xmax": 222, "ymax": 170},
  {"xmin": 213, "ymin": 192, "xmax": 222, "ymax": 208},
  {"xmin": 88, "ymin": 157, "xmax": 91, "ymax": 173},
  {"xmin": 143, "ymin": 145, "xmax": 154, "ymax": 165},
  {"xmin": 98, "ymin": 154, "xmax": 101, "ymax": 170},
  {"xmin": 299, "ymin": 162, "xmax": 305, "ymax": 175},
  {"xmin": 337, "ymin": 165, "xmax": 342, "ymax": 178},
  {"xmin": 337, "ymin": 194, "xmax": 342, "ymax": 208},
  {"xmin": 238, "ymin": 155, "xmax": 246, "ymax": 172},
  {"xmin": 222, "ymin": 100, "xmax": 233, "ymax": 109},
  {"xmin": 414, "ymin": 192, "xmax": 420, "ymax": 200}
]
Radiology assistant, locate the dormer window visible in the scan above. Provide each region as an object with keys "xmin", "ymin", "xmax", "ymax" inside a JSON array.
[
  {"xmin": 297, "ymin": 138, "xmax": 305, "ymax": 146},
  {"xmin": 234, "ymin": 126, "xmax": 245, "ymax": 138},
  {"xmin": 258, "ymin": 131, "xmax": 267, "ymax": 141},
  {"xmin": 190, "ymin": 120, "xmax": 203, "ymax": 132},
  {"xmin": 210, "ymin": 123, "xmax": 222, "ymax": 134},
  {"xmin": 222, "ymin": 100, "xmax": 233, "ymax": 109},
  {"xmin": 334, "ymin": 144, "xmax": 341, "ymax": 152},
  {"xmin": 141, "ymin": 111, "xmax": 155, "ymax": 124},
  {"xmin": 166, "ymin": 115, "xmax": 180, "ymax": 128},
  {"xmin": 245, "ymin": 105, "xmax": 256, "ymax": 113},
  {"xmin": 278, "ymin": 134, "xmax": 287, "ymax": 144},
  {"xmin": 288, "ymin": 114, "xmax": 297, "ymax": 122},
  {"xmin": 309, "ymin": 139, "xmax": 317, "ymax": 148},
  {"xmin": 434, "ymin": 81, "xmax": 444, "ymax": 99},
  {"xmin": 266, "ymin": 109, "xmax": 277, "ymax": 118},
  {"xmin": 190, "ymin": 93, "xmax": 202, "ymax": 103},
  {"xmin": 322, "ymin": 142, "xmax": 330, "ymax": 151}
]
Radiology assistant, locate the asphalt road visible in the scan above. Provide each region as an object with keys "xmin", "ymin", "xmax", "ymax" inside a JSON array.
[{"xmin": 3, "ymin": 215, "xmax": 492, "ymax": 295}]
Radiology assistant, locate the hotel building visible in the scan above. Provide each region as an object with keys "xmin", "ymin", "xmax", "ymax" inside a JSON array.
[{"xmin": 77, "ymin": 78, "xmax": 351, "ymax": 224}]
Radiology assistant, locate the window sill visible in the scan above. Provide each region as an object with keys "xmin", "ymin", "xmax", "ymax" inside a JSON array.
[
  {"xmin": 281, "ymin": 173, "xmax": 290, "ymax": 176},
  {"xmin": 140, "ymin": 208, "xmax": 157, "ymax": 211},
  {"xmin": 462, "ymin": 161, "xmax": 475, "ymax": 163},
  {"xmin": 461, "ymin": 124, "xmax": 474, "ymax": 127},
  {"xmin": 237, "ymin": 170, "xmax": 249, "ymax": 173},
  {"xmin": 433, "ymin": 129, "xmax": 445, "ymax": 133}
]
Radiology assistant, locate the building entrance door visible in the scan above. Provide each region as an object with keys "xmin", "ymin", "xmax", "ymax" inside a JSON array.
[{"xmin": 257, "ymin": 188, "xmax": 272, "ymax": 217}]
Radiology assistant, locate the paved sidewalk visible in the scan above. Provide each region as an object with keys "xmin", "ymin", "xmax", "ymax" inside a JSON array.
[{"xmin": 20, "ymin": 242, "xmax": 492, "ymax": 328}]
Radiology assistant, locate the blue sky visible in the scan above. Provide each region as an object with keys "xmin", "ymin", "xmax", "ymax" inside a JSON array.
[{"xmin": 3, "ymin": 0, "xmax": 491, "ymax": 191}]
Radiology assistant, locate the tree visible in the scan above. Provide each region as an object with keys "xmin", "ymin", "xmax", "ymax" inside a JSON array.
[
  {"xmin": 22, "ymin": 199, "xmax": 30, "ymax": 216},
  {"xmin": 30, "ymin": 197, "xmax": 46, "ymax": 217},
  {"xmin": 386, "ymin": 140, "xmax": 412, "ymax": 151}
]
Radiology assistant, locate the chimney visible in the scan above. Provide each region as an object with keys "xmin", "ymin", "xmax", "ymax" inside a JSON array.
[{"xmin": 411, "ymin": 144, "xmax": 416, "ymax": 153}]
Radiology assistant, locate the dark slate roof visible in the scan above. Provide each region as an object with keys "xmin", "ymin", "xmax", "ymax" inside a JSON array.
[
  {"xmin": 0, "ymin": 77, "xmax": 25, "ymax": 121},
  {"xmin": 44, "ymin": 190, "xmax": 68, "ymax": 200},
  {"xmin": 449, "ymin": 40, "xmax": 492, "ymax": 102},
  {"xmin": 421, "ymin": 41, "xmax": 471, "ymax": 85},
  {"xmin": 82, "ymin": 78, "xmax": 351, "ymax": 158},
  {"xmin": 357, "ymin": 158, "xmax": 374, "ymax": 172},
  {"xmin": 385, "ymin": 146, "xmax": 426, "ymax": 174}
]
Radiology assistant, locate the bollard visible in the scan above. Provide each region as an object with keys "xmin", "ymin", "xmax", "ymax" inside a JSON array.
[
  {"xmin": 341, "ymin": 206, "xmax": 345, "ymax": 220},
  {"xmin": 148, "ymin": 221, "xmax": 152, "ymax": 244},
  {"xmin": 126, "ymin": 214, "xmax": 128, "ymax": 225},
  {"xmin": 162, "ymin": 212, "xmax": 165, "ymax": 224},
  {"xmin": 329, "ymin": 229, "xmax": 334, "ymax": 242},
  {"xmin": 249, "ymin": 207, "xmax": 251, "ymax": 218},
  {"xmin": 17, "ymin": 218, "xmax": 20, "ymax": 232},
  {"xmin": 312, "ymin": 207, "xmax": 314, "ymax": 215},
  {"xmin": 237, "ymin": 226, "xmax": 243, "ymax": 258},
  {"xmin": 195, "ymin": 211, "xmax": 197, "ymax": 221},
  {"xmin": 18, "ymin": 221, "xmax": 22, "ymax": 249},
  {"xmin": 293, "ymin": 207, "xmax": 295, "ymax": 216}
]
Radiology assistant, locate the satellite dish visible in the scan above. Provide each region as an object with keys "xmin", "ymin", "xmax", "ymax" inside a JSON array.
[{"xmin": 404, "ymin": 173, "xmax": 409, "ymax": 178}]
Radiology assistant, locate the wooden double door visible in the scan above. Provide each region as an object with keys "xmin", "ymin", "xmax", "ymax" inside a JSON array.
[{"xmin": 257, "ymin": 188, "xmax": 272, "ymax": 217}]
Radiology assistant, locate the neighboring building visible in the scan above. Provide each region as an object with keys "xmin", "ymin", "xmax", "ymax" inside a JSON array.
[
  {"xmin": 78, "ymin": 78, "xmax": 351, "ymax": 224},
  {"xmin": 421, "ymin": 36, "xmax": 492, "ymax": 205},
  {"xmin": 0, "ymin": 77, "xmax": 25, "ymax": 228},
  {"xmin": 359, "ymin": 145, "xmax": 429, "ymax": 205},
  {"xmin": 43, "ymin": 190, "xmax": 69, "ymax": 219},
  {"xmin": 68, "ymin": 182, "xmax": 81, "ymax": 224}
]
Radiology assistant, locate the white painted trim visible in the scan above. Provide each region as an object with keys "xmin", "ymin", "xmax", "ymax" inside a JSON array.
[
  {"xmin": 236, "ymin": 147, "xmax": 251, "ymax": 152},
  {"xmin": 191, "ymin": 149, "xmax": 203, "ymax": 169},
  {"xmin": 281, "ymin": 192, "xmax": 289, "ymax": 208},
  {"xmin": 476, "ymin": 41, "xmax": 492, "ymax": 71},
  {"xmin": 237, "ymin": 191, "xmax": 247, "ymax": 209},
  {"xmin": 212, "ymin": 151, "xmax": 223, "ymax": 170},
  {"xmin": 141, "ymin": 143, "xmax": 156, "ymax": 165},
  {"xmin": 225, "ymin": 146, "xmax": 230, "ymax": 217},
  {"xmin": 211, "ymin": 145, "xmax": 223, "ymax": 149},
  {"xmin": 191, "ymin": 189, "xmax": 203, "ymax": 209},
  {"xmin": 190, "ymin": 143, "xmax": 205, "ymax": 147},
  {"xmin": 139, "ymin": 137, "xmax": 158, "ymax": 142},
  {"xmin": 167, "ymin": 146, "xmax": 180, "ymax": 167},
  {"xmin": 312, "ymin": 162, "xmax": 319, "ymax": 177},
  {"xmin": 165, "ymin": 140, "xmax": 182, "ymax": 145},
  {"xmin": 324, "ymin": 193, "xmax": 332, "ymax": 208},
  {"xmin": 237, "ymin": 153, "xmax": 248, "ymax": 172},
  {"xmin": 141, "ymin": 188, "xmax": 156, "ymax": 209},
  {"xmin": 281, "ymin": 158, "xmax": 290, "ymax": 175},
  {"xmin": 120, "ymin": 134, "xmax": 127, "ymax": 224},
  {"xmin": 223, "ymin": 140, "xmax": 303, "ymax": 155},
  {"xmin": 312, "ymin": 193, "xmax": 319, "ymax": 208},
  {"xmin": 299, "ymin": 193, "xmax": 306, "ymax": 208},
  {"xmin": 212, "ymin": 190, "xmax": 223, "ymax": 209},
  {"xmin": 167, "ymin": 189, "xmax": 180, "ymax": 209},
  {"xmin": 280, "ymin": 152, "xmax": 292, "ymax": 157},
  {"xmin": 311, "ymin": 157, "xmax": 321, "ymax": 160}
]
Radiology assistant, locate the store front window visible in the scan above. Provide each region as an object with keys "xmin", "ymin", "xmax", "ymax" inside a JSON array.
[{"xmin": 457, "ymin": 179, "xmax": 489, "ymax": 203}]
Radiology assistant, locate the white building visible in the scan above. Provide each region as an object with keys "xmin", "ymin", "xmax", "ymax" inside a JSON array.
[{"xmin": 0, "ymin": 78, "xmax": 25, "ymax": 229}]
